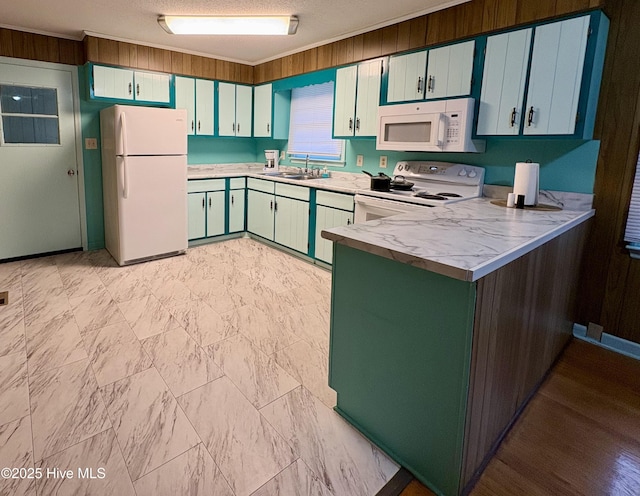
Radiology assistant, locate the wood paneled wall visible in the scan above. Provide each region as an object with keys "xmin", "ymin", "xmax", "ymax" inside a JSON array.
[
  {"xmin": 462, "ymin": 221, "xmax": 590, "ymax": 491},
  {"xmin": 253, "ymin": 0, "xmax": 604, "ymax": 84},
  {"xmin": 0, "ymin": 28, "xmax": 83, "ymax": 66},
  {"xmin": 83, "ymin": 36, "xmax": 253, "ymax": 84},
  {"xmin": 578, "ymin": 0, "xmax": 640, "ymax": 344}
]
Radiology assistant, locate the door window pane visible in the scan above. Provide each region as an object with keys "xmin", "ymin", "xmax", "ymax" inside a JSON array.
[{"xmin": 0, "ymin": 85, "xmax": 60, "ymax": 144}]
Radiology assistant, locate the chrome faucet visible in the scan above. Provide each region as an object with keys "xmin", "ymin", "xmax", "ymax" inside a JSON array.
[{"xmin": 305, "ymin": 154, "xmax": 309, "ymax": 173}]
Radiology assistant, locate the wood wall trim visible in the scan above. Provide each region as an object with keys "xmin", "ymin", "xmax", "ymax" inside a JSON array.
[
  {"xmin": 462, "ymin": 221, "xmax": 590, "ymax": 490},
  {"xmin": 0, "ymin": 28, "xmax": 83, "ymax": 66}
]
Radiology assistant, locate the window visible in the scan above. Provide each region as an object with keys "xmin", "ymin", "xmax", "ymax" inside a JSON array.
[
  {"xmin": 0, "ymin": 85, "xmax": 60, "ymax": 144},
  {"xmin": 287, "ymin": 82, "xmax": 344, "ymax": 163},
  {"xmin": 624, "ymin": 151, "xmax": 640, "ymax": 259}
]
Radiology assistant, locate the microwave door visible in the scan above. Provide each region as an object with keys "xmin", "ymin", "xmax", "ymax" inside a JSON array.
[{"xmin": 377, "ymin": 112, "xmax": 443, "ymax": 151}]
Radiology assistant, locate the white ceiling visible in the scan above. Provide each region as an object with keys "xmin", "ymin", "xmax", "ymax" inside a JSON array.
[{"xmin": 1, "ymin": 0, "xmax": 469, "ymax": 65}]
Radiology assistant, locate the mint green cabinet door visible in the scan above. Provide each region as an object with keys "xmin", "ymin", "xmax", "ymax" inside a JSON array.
[
  {"xmin": 253, "ymin": 84, "xmax": 273, "ymax": 137},
  {"xmin": 274, "ymin": 196, "xmax": 309, "ymax": 254},
  {"xmin": 387, "ymin": 51, "xmax": 427, "ymax": 103},
  {"xmin": 425, "ymin": 40, "xmax": 474, "ymax": 100},
  {"xmin": 235, "ymin": 85, "xmax": 253, "ymax": 137},
  {"xmin": 218, "ymin": 82, "xmax": 236, "ymax": 136},
  {"xmin": 93, "ymin": 65, "xmax": 134, "ymax": 100},
  {"xmin": 247, "ymin": 189, "xmax": 275, "ymax": 240},
  {"xmin": 206, "ymin": 191, "xmax": 225, "ymax": 237},
  {"xmin": 195, "ymin": 79, "xmax": 215, "ymax": 136},
  {"xmin": 228, "ymin": 189, "xmax": 246, "ymax": 233},
  {"xmin": 334, "ymin": 65, "xmax": 358, "ymax": 136},
  {"xmin": 523, "ymin": 15, "xmax": 590, "ymax": 135},
  {"xmin": 314, "ymin": 206, "xmax": 353, "ymax": 263},
  {"xmin": 355, "ymin": 59, "xmax": 382, "ymax": 137},
  {"xmin": 477, "ymin": 28, "xmax": 532, "ymax": 135},
  {"xmin": 188, "ymin": 192, "xmax": 206, "ymax": 240},
  {"xmin": 175, "ymin": 77, "xmax": 196, "ymax": 135}
]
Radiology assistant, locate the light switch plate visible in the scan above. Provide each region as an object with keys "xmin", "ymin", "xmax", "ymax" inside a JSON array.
[
  {"xmin": 356, "ymin": 155, "xmax": 364, "ymax": 167},
  {"xmin": 85, "ymin": 138, "xmax": 98, "ymax": 150},
  {"xmin": 379, "ymin": 156, "xmax": 388, "ymax": 168},
  {"xmin": 280, "ymin": 151, "xmax": 286, "ymax": 160}
]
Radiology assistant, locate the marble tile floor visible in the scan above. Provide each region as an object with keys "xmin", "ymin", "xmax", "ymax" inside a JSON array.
[{"xmin": 0, "ymin": 238, "xmax": 399, "ymax": 496}]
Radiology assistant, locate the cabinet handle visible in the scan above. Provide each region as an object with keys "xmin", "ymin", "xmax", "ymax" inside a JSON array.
[
  {"xmin": 274, "ymin": 201, "xmax": 278, "ymax": 212},
  {"xmin": 191, "ymin": 120, "xmax": 194, "ymax": 131},
  {"xmin": 347, "ymin": 218, "xmax": 351, "ymax": 225},
  {"xmin": 417, "ymin": 77, "xmax": 423, "ymax": 94},
  {"xmin": 348, "ymin": 118, "xmax": 353, "ymax": 131},
  {"xmin": 270, "ymin": 200, "xmax": 273, "ymax": 211},
  {"xmin": 355, "ymin": 118, "xmax": 360, "ymax": 131},
  {"xmin": 237, "ymin": 123, "xmax": 240, "ymax": 133},
  {"xmin": 209, "ymin": 197, "xmax": 212, "ymax": 208},
  {"xmin": 128, "ymin": 83, "xmax": 132, "ymax": 95},
  {"xmin": 136, "ymin": 83, "xmax": 140, "ymax": 96},
  {"xmin": 198, "ymin": 121, "xmax": 201, "ymax": 131},
  {"xmin": 202, "ymin": 198, "xmax": 205, "ymax": 208},
  {"xmin": 527, "ymin": 106, "xmax": 535, "ymax": 127},
  {"xmin": 267, "ymin": 123, "xmax": 270, "ymax": 134},
  {"xmin": 510, "ymin": 107, "xmax": 517, "ymax": 127},
  {"xmin": 231, "ymin": 195, "xmax": 234, "ymax": 205},
  {"xmin": 232, "ymin": 123, "xmax": 236, "ymax": 132},
  {"xmin": 427, "ymin": 76, "xmax": 434, "ymax": 93}
]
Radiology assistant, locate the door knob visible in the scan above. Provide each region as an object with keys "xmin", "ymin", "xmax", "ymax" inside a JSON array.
[{"xmin": 67, "ymin": 169, "xmax": 76, "ymax": 176}]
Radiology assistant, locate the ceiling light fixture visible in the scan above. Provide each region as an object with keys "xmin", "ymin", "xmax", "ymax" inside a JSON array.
[{"xmin": 158, "ymin": 15, "xmax": 299, "ymax": 35}]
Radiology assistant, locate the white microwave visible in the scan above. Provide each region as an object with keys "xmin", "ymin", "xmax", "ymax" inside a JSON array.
[{"xmin": 376, "ymin": 98, "xmax": 485, "ymax": 153}]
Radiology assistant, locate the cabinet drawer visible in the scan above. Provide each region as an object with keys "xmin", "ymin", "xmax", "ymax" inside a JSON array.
[
  {"xmin": 316, "ymin": 190, "xmax": 354, "ymax": 211},
  {"xmin": 229, "ymin": 177, "xmax": 246, "ymax": 189},
  {"xmin": 247, "ymin": 177, "xmax": 275, "ymax": 193},
  {"xmin": 187, "ymin": 179, "xmax": 225, "ymax": 193},
  {"xmin": 275, "ymin": 183, "xmax": 310, "ymax": 201}
]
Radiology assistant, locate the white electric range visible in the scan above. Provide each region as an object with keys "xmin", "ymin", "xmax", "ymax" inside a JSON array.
[{"xmin": 354, "ymin": 161, "xmax": 485, "ymax": 223}]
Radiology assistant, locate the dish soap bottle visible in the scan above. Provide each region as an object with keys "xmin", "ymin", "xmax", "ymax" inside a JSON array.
[{"xmin": 321, "ymin": 166, "xmax": 330, "ymax": 178}]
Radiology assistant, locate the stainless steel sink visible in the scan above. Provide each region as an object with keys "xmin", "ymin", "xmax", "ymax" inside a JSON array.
[{"xmin": 280, "ymin": 173, "xmax": 316, "ymax": 180}]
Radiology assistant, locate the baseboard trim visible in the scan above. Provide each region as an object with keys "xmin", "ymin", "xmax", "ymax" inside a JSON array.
[{"xmin": 573, "ymin": 324, "xmax": 640, "ymax": 361}]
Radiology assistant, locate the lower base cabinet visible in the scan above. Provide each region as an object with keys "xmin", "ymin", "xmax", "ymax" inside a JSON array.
[
  {"xmin": 314, "ymin": 191, "xmax": 354, "ymax": 264},
  {"xmin": 228, "ymin": 188, "xmax": 246, "ymax": 233},
  {"xmin": 247, "ymin": 188, "xmax": 275, "ymax": 240},
  {"xmin": 188, "ymin": 178, "xmax": 245, "ymax": 241}
]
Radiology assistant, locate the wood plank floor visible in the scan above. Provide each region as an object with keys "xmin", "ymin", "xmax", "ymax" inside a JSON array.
[{"xmin": 399, "ymin": 339, "xmax": 640, "ymax": 496}]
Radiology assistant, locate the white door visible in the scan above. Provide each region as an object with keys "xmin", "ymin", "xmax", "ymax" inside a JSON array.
[
  {"xmin": 195, "ymin": 79, "xmax": 214, "ymax": 136},
  {"xmin": 334, "ymin": 65, "xmax": 357, "ymax": 136},
  {"xmin": 188, "ymin": 192, "xmax": 206, "ymax": 240},
  {"xmin": 315, "ymin": 206, "xmax": 353, "ymax": 263},
  {"xmin": 228, "ymin": 189, "xmax": 245, "ymax": 233},
  {"xmin": 93, "ymin": 65, "xmax": 134, "ymax": 100},
  {"xmin": 355, "ymin": 59, "xmax": 382, "ymax": 137},
  {"xmin": 206, "ymin": 191, "xmax": 225, "ymax": 237},
  {"xmin": 425, "ymin": 41, "xmax": 474, "ymax": 100},
  {"xmin": 175, "ymin": 76, "xmax": 196, "ymax": 135},
  {"xmin": 253, "ymin": 83, "xmax": 272, "ymax": 137},
  {"xmin": 477, "ymin": 28, "xmax": 532, "ymax": 135},
  {"xmin": 0, "ymin": 61, "xmax": 82, "ymax": 260},
  {"xmin": 235, "ymin": 85, "xmax": 253, "ymax": 137},
  {"xmin": 387, "ymin": 51, "xmax": 427, "ymax": 103},
  {"xmin": 274, "ymin": 196, "xmax": 309, "ymax": 254},
  {"xmin": 218, "ymin": 82, "xmax": 236, "ymax": 136},
  {"xmin": 247, "ymin": 189, "xmax": 274, "ymax": 240}
]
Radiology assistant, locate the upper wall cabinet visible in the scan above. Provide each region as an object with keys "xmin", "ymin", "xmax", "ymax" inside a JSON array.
[
  {"xmin": 175, "ymin": 77, "xmax": 214, "ymax": 136},
  {"xmin": 334, "ymin": 59, "xmax": 383, "ymax": 137},
  {"xmin": 386, "ymin": 40, "xmax": 474, "ymax": 103},
  {"xmin": 477, "ymin": 12, "xmax": 609, "ymax": 138},
  {"xmin": 425, "ymin": 41, "xmax": 475, "ymax": 100},
  {"xmin": 218, "ymin": 82, "xmax": 252, "ymax": 137},
  {"xmin": 254, "ymin": 83, "xmax": 273, "ymax": 138},
  {"xmin": 91, "ymin": 65, "xmax": 171, "ymax": 104}
]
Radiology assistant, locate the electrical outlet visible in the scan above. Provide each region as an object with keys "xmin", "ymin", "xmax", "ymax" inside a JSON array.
[
  {"xmin": 85, "ymin": 138, "xmax": 98, "ymax": 150},
  {"xmin": 280, "ymin": 151, "xmax": 285, "ymax": 160},
  {"xmin": 356, "ymin": 155, "xmax": 364, "ymax": 167},
  {"xmin": 379, "ymin": 156, "xmax": 388, "ymax": 168}
]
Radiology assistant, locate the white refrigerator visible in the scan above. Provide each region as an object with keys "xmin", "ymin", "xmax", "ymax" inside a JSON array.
[{"xmin": 100, "ymin": 105, "xmax": 188, "ymax": 266}]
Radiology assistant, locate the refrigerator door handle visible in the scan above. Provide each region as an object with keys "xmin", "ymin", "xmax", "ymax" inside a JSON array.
[{"xmin": 120, "ymin": 112, "xmax": 129, "ymax": 199}]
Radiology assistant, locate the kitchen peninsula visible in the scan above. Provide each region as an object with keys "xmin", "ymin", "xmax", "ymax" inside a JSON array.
[{"xmin": 321, "ymin": 199, "xmax": 593, "ymax": 495}]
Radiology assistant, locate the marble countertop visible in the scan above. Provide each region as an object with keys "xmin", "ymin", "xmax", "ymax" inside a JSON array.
[
  {"xmin": 187, "ymin": 163, "xmax": 370, "ymax": 194},
  {"xmin": 321, "ymin": 198, "xmax": 594, "ymax": 282}
]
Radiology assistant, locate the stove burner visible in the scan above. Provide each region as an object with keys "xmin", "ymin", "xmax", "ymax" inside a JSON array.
[
  {"xmin": 437, "ymin": 192, "xmax": 462, "ymax": 198},
  {"xmin": 414, "ymin": 192, "xmax": 448, "ymax": 200}
]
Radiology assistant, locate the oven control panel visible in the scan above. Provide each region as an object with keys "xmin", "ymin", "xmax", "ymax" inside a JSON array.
[{"xmin": 394, "ymin": 161, "xmax": 485, "ymax": 186}]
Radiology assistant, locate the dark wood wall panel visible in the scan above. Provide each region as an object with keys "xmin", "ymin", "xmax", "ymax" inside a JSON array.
[
  {"xmin": 253, "ymin": 0, "xmax": 605, "ymax": 83},
  {"xmin": 0, "ymin": 28, "xmax": 83, "ymax": 65},
  {"xmin": 462, "ymin": 222, "xmax": 589, "ymax": 490},
  {"xmin": 578, "ymin": 0, "xmax": 640, "ymax": 344}
]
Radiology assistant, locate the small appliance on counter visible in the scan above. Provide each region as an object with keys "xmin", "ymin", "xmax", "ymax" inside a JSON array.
[{"xmin": 264, "ymin": 150, "xmax": 279, "ymax": 171}]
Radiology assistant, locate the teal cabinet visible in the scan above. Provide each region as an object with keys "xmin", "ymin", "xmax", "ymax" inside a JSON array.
[
  {"xmin": 218, "ymin": 82, "xmax": 252, "ymax": 137},
  {"xmin": 175, "ymin": 77, "xmax": 214, "ymax": 136},
  {"xmin": 91, "ymin": 65, "xmax": 171, "ymax": 104},
  {"xmin": 334, "ymin": 59, "xmax": 382, "ymax": 137},
  {"xmin": 187, "ymin": 179, "xmax": 226, "ymax": 240},
  {"xmin": 253, "ymin": 83, "xmax": 273, "ymax": 137},
  {"xmin": 424, "ymin": 40, "xmax": 475, "ymax": 100},
  {"xmin": 477, "ymin": 28, "xmax": 532, "ymax": 135},
  {"xmin": 523, "ymin": 15, "xmax": 590, "ymax": 135}
]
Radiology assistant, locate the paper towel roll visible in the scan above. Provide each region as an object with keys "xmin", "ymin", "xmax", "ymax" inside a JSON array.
[{"xmin": 513, "ymin": 162, "xmax": 539, "ymax": 206}]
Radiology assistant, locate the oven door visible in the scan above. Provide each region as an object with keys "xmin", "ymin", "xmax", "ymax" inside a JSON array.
[{"xmin": 354, "ymin": 195, "xmax": 432, "ymax": 223}]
